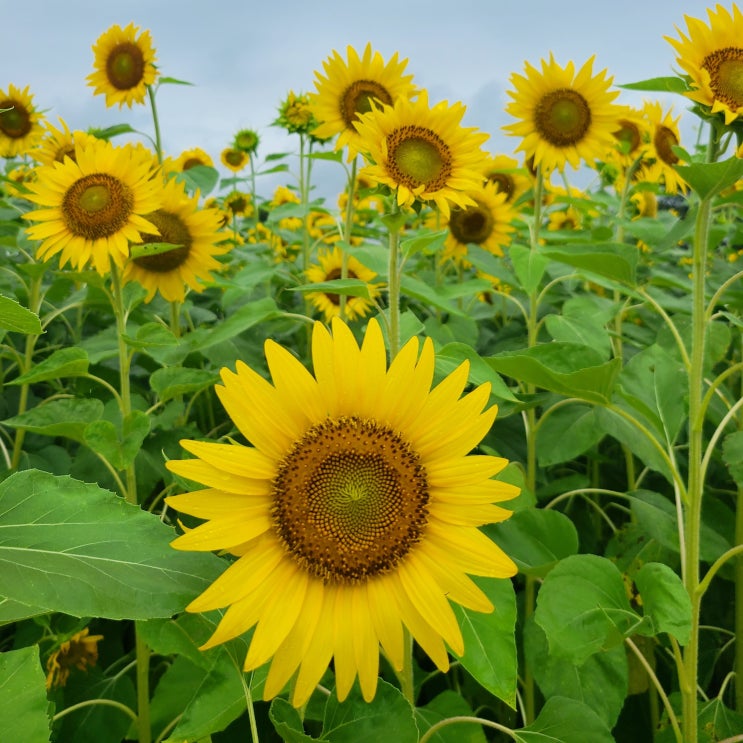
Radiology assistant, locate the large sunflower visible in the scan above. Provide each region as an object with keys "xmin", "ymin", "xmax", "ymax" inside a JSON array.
[
  {"xmin": 311, "ymin": 43, "xmax": 416, "ymax": 156},
  {"xmin": 24, "ymin": 138, "xmax": 163, "ymax": 274},
  {"xmin": 166, "ymin": 318, "xmax": 518, "ymax": 707},
  {"xmin": 442, "ymin": 181, "xmax": 517, "ymax": 265},
  {"xmin": 87, "ymin": 23, "xmax": 158, "ymax": 109},
  {"xmin": 504, "ymin": 54, "xmax": 621, "ymax": 172},
  {"xmin": 639, "ymin": 101, "xmax": 687, "ymax": 195},
  {"xmin": 666, "ymin": 4, "xmax": 743, "ymax": 124},
  {"xmin": 123, "ymin": 176, "xmax": 228, "ymax": 302},
  {"xmin": 0, "ymin": 84, "xmax": 45, "ymax": 158},
  {"xmin": 305, "ymin": 245, "xmax": 381, "ymax": 321},
  {"xmin": 353, "ymin": 90, "xmax": 489, "ymax": 217}
]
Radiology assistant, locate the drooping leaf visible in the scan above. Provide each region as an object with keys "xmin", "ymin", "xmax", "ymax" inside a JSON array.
[
  {"xmin": 270, "ymin": 698, "xmax": 326, "ymax": 742},
  {"xmin": 540, "ymin": 241, "xmax": 638, "ymax": 285},
  {"xmin": 619, "ymin": 76, "xmax": 689, "ymax": 94},
  {"xmin": 0, "ymin": 646, "xmax": 51, "ymax": 743},
  {"xmin": 0, "ymin": 469, "xmax": 224, "ymax": 619},
  {"xmin": 9, "ymin": 347, "xmax": 89, "ymax": 385},
  {"xmin": 676, "ymin": 156, "xmax": 743, "ymax": 200}
]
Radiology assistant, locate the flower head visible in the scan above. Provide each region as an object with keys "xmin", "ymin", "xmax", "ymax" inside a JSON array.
[
  {"xmin": 504, "ymin": 54, "xmax": 621, "ymax": 172},
  {"xmin": 87, "ymin": 23, "xmax": 158, "ymax": 108},
  {"xmin": 233, "ymin": 128, "xmax": 260, "ymax": 156},
  {"xmin": 275, "ymin": 91, "xmax": 321, "ymax": 137},
  {"xmin": 45, "ymin": 629, "xmax": 103, "ymax": 689},
  {"xmin": 166, "ymin": 318, "xmax": 518, "ymax": 707},
  {"xmin": 666, "ymin": 3, "xmax": 743, "ymax": 124},
  {"xmin": 123, "ymin": 176, "xmax": 228, "ymax": 302},
  {"xmin": 353, "ymin": 90, "xmax": 489, "ymax": 217},
  {"xmin": 311, "ymin": 43, "xmax": 416, "ymax": 157},
  {"xmin": 24, "ymin": 138, "xmax": 164, "ymax": 274},
  {"xmin": 0, "ymin": 84, "xmax": 46, "ymax": 158},
  {"xmin": 167, "ymin": 148, "xmax": 215, "ymax": 173},
  {"xmin": 220, "ymin": 147, "xmax": 249, "ymax": 173},
  {"xmin": 639, "ymin": 101, "xmax": 687, "ymax": 194}
]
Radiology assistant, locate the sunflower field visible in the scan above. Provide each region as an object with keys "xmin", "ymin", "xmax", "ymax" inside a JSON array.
[{"xmin": 2, "ymin": 6, "xmax": 743, "ymax": 743}]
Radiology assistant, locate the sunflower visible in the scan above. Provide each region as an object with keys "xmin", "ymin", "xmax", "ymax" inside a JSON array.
[
  {"xmin": 167, "ymin": 147, "xmax": 215, "ymax": 173},
  {"xmin": 87, "ymin": 23, "xmax": 158, "ymax": 108},
  {"xmin": 0, "ymin": 84, "xmax": 45, "ymax": 158},
  {"xmin": 504, "ymin": 54, "xmax": 621, "ymax": 172},
  {"xmin": 442, "ymin": 181, "xmax": 517, "ymax": 265},
  {"xmin": 123, "ymin": 176, "xmax": 228, "ymax": 303},
  {"xmin": 480, "ymin": 154, "xmax": 531, "ymax": 205},
  {"xmin": 311, "ymin": 43, "xmax": 416, "ymax": 157},
  {"xmin": 220, "ymin": 147, "xmax": 249, "ymax": 172},
  {"xmin": 275, "ymin": 90, "xmax": 319, "ymax": 136},
  {"xmin": 666, "ymin": 4, "xmax": 743, "ymax": 124},
  {"xmin": 45, "ymin": 629, "xmax": 103, "ymax": 689},
  {"xmin": 233, "ymin": 128, "xmax": 260, "ymax": 155},
  {"xmin": 609, "ymin": 105, "xmax": 651, "ymax": 168},
  {"xmin": 24, "ymin": 138, "xmax": 163, "ymax": 274},
  {"xmin": 353, "ymin": 91, "xmax": 489, "ymax": 217},
  {"xmin": 639, "ymin": 101, "xmax": 687, "ymax": 194},
  {"xmin": 305, "ymin": 246, "xmax": 381, "ymax": 321},
  {"xmin": 32, "ymin": 118, "xmax": 99, "ymax": 166},
  {"xmin": 166, "ymin": 318, "xmax": 517, "ymax": 707},
  {"xmin": 223, "ymin": 190, "xmax": 254, "ymax": 219}
]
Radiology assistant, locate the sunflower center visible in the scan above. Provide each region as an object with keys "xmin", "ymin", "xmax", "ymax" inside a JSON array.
[
  {"xmin": 272, "ymin": 416, "xmax": 429, "ymax": 583},
  {"xmin": 449, "ymin": 201, "xmax": 493, "ymax": 245},
  {"xmin": 323, "ymin": 266, "xmax": 358, "ymax": 305},
  {"xmin": 181, "ymin": 157, "xmax": 206, "ymax": 171},
  {"xmin": 654, "ymin": 125, "xmax": 679, "ymax": 166},
  {"xmin": 534, "ymin": 89, "xmax": 592, "ymax": 147},
  {"xmin": 488, "ymin": 173, "xmax": 515, "ymax": 200},
  {"xmin": 703, "ymin": 47, "xmax": 743, "ymax": 109},
  {"xmin": 341, "ymin": 80, "xmax": 393, "ymax": 127},
  {"xmin": 132, "ymin": 210, "xmax": 192, "ymax": 271},
  {"xmin": 0, "ymin": 99, "xmax": 31, "ymax": 139},
  {"xmin": 62, "ymin": 174, "xmax": 134, "ymax": 239},
  {"xmin": 106, "ymin": 42, "xmax": 146, "ymax": 91},
  {"xmin": 613, "ymin": 119, "xmax": 642, "ymax": 155},
  {"xmin": 224, "ymin": 149, "xmax": 246, "ymax": 167},
  {"xmin": 388, "ymin": 127, "xmax": 452, "ymax": 192}
]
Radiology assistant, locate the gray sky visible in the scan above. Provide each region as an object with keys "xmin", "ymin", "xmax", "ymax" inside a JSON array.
[{"xmin": 5, "ymin": 0, "xmax": 719, "ymax": 199}]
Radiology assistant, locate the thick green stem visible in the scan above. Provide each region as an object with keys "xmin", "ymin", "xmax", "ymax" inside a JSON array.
[
  {"xmin": 736, "ymin": 483, "xmax": 743, "ymax": 712},
  {"xmin": 339, "ymin": 157, "xmax": 358, "ymax": 320},
  {"xmin": 147, "ymin": 86, "xmax": 163, "ymax": 164},
  {"xmin": 386, "ymin": 202, "xmax": 404, "ymax": 359}
]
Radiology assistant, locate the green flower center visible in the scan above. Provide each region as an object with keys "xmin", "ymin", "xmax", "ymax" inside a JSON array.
[
  {"xmin": 613, "ymin": 119, "xmax": 642, "ymax": 155},
  {"xmin": 62, "ymin": 173, "xmax": 134, "ymax": 239},
  {"xmin": 272, "ymin": 416, "xmax": 429, "ymax": 583},
  {"xmin": 224, "ymin": 149, "xmax": 246, "ymax": 168},
  {"xmin": 0, "ymin": 99, "xmax": 31, "ymax": 139},
  {"xmin": 703, "ymin": 47, "xmax": 743, "ymax": 110},
  {"xmin": 449, "ymin": 200, "xmax": 494, "ymax": 246},
  {"xmin": 388, "ymin": 127, "xmax": 452, "ymax": 193},
  {"xmin": 132, "ymin": 211, "xmax": 192, "ymax": 272},
  {"xmin": 535, "ymin": 89, "xmax": 592, "ymax": 147},
  {"xmin": 106, "ymin": 43, "xmax": 145, "ymax": 91},
  {"xmin": 654, "ymin": 125, "xmax": 679, "ymax": 166},
  {"xmin": 341, "ymin": 79, "xmax": 393, "ymax": 128}
]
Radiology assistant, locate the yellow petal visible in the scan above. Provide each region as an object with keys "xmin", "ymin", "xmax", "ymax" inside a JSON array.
[
  {"xmin": 171, "ymin": 508, "xmax": 271, "ymax": 551},
  {"xmin": 180, "ymin": 440, "xmax": 276, "ymax": 479}
]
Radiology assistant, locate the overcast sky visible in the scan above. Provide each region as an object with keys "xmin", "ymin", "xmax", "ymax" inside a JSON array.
[{"xmin": 5, "ymin": 0, "xmax": 720, "ymax": 200}]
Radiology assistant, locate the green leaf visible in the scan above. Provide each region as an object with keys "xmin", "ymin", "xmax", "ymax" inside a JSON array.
[
  {"xmin": 509, "ymin": 244, "xmax": 548, "ymax": 293},
  {"xmin": 122, "ymin": 322, "xmax": 179, "ymax": 350},
  {"xmin": 270, "ymin": 698, "xmax": 326, "ymax": 742},
  {"xmin": 322, "ymin": 679, "xmax": 418, "ymax": 742},
  {"xmin": 524, "ymin": 618, "xmax": 628, "ymax": 729},
  {"xmin": 537, "ymin": 405, "xmax": 604, "ymax": 466},
  {"xmin": 401, "ymin": 228, "xmax": 448, "ymax": 256},
  {"xmin": 0, "ymin": 293, "xmax": 42, "ymax": 334},
  {"xmin": 158, "ymin": 75, "xmax": 194, "ymax": 86},
  {"xmin": 676, "ymin": 156, "xmax": 743, "ymax": 200},
  {"xmin": 0, "ymin": 595, "xmax": 49, "ymax": 624},
  {"xmin": 619, "ymin": 76, "xmax": 689, "ymax": 94},
  {"xmin": 89, "ymin": 123, "xmax": 137, "ymax": 139},
  {"xmin": 293, "ymin": 278, "xmax": 372, "ymax": 300},
  {"xmin": 435, "ymin": 342, "xmax": 518, "ymax": 402},
  {"xmin": 2, "ymin": 397, "xmax": 104, "ymax": 443},
  {"xmin": 540, "ymin": 242, "xmax": 638, "ymax": 285},
  {"xmin": 487, "ymin": 343, "xmax": 621, "ymax": 404},
  {"xmin": 487, "ymin": 509, "xmax": 579, "ymax": 578},
  {"xmin": 9, "ymin": 347, "xmax": 90, "ymax": 385},
  {"xmin": 0, "ymin": 470, "xmax": 224, "ymax": 619},
  {"xmin": 150, "ymin": 367, "xmax": 219, "ymax": 403},
  {"xmin": 84, "ymin": 410, "xmax": 151, "ymax": 469},
  {"xmin": 633, "ymin": 562, "xmax": 691, "ymax": 644},
  {"xmin": 0, "ymin": 646, "xmax": 51, "ymax": 743},
  {"xmin": 129, "ymin": 241, "xmax": 184, "ymax": 260},
  {"xmin": 453, "ymin": 577, "xmax": 517, "ymax": 708},
  {"xmin": 535, "ymin": 554, "xmax": 642, "ymax": 664},
  {"xmin": 414, "ymin": 691, "xmax": 487, "ymax": 743},
  {"xmin": 400, "ymin": 275, "xmax": 492, "ymax": 316},
  {"xmin": 175, "ymin": 164, "xmax": 219, "ymax": 196},
  {"xmin": 722, "ymin": 431, "xmax": 743, "ymax": 488},
  {"xmin": 513, "ymin": 696, "xmax": 615, "ymax": 743}
]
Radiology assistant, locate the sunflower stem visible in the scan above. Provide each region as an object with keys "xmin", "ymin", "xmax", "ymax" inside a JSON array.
[
  {"xmin": 386, "ymin": 201, "xmax": 404, "ymax": 359},
  {"xmin": 399, "ymin": 628, "xmax": 416, "ymax": 705},
  {"xmin": 147, "ymin": 85, "xmax": 163, "ymax": 165},
  {"xmin": 339, "ymin": 157, "xmax": 358, "ymax": 321}
]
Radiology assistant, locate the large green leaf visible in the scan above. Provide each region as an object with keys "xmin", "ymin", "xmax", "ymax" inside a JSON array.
[
  {"xmin": 534, "ymin": 554, "xmax": 642, "ymax": 664},
  {"xmin": 722, "ymin": 431, "xmax": 743, "ymax": 488},
  {"xmin": 0, "ymin": 470, "xmax": 224, "ymax": 619},
  {"xmin": 536, "ymin": 405, "xmax": 604, "ymax": 466},
  {"xmin": 540, "ymin": 241, "xmax": 638, "ymax": 285},
  {"xmin": 524, "ymin": 618, "xmax": 628, "ymax": 729},
  {"xmin": 676, "ymin": 156, "xmax": 743, "ymax": 200},
  {"xmin": 84, "ymin": 410, "xmax": 151, "ymax": 470},
  {"xmin": 513, "ymin": 696, "xmax": 615, "ymax": 743},
  {"xmin": 487, "ymin": 509, "xmax": 579, "ymax": 578},
  {"xmin": 149, "ymin": 367, "xmax": 219, "ymax": 403},
  {"xmin": 270, "ymin": 698, "xmax": 325, "ymax": 742},
  {"xmin": 2, "ymin": 398, "xmax": 104, "ymax": 443},
  {"xmin": 633, "ymin": 562, "xmax": 691, "ymax": 644},
  {"xmin": 453, "ymin": 577, "xmax": 517, "ymax": 708},
  {"xmin": 321, "ymin": 679, "xmax": 418, "ymax": 742},
  {"xmin": 9, "ymin": 347, "xmax": 89, "ymax": 385},
  {"xmin": 0, "ymin": 293, "xmax": 42, "ymax": 334},
  {"xmin": 0, "ymin": 646, "xmax": 51, "ymax": 743},
  {"xmin": 435, "ymin": 342, "xmax": 518, "ymax": 402},
  {"xmin": 509, "ymin": 244, "xmax": 548, "ymax": 293},
  {"xmin": 487, "ymin": 343, "xmax": 621, "ymax": 404}
]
